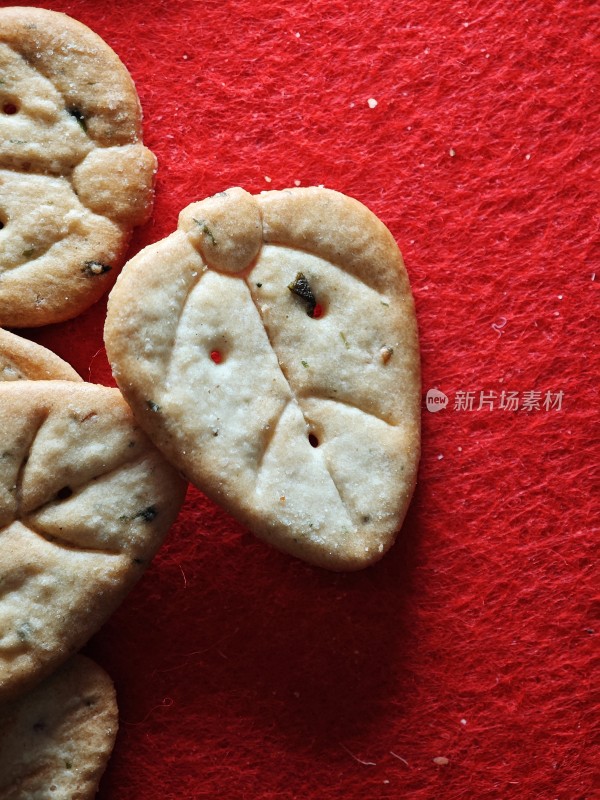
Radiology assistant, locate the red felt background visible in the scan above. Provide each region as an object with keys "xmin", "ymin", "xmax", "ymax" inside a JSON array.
[{"xmin": 4, "ymin": 0, "xmax": 599, "ymax": 797}]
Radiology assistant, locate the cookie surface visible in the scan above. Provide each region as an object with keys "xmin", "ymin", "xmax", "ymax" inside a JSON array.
[
  {"xmin": 105, "ymin": 187, "xmax": 420, "ymax": 570},
  {"xmin": 0, "ymin": 380, "xmax": 187, "ymax": 701},
  {"xmin": 0, "ymin": 328, "xmax": 81, "ymax": 381},
  {"xmin": 0, "ymin": 655, "xmax": 117, "ymax": 799},
  {"xmin": 0, "ymin": 6, "xmax": 157, "ymax": 327}
]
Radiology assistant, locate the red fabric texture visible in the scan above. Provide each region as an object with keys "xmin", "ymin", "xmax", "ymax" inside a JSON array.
[{"xmin": 5, "ymin": 0, "xmax": 599, "ymax": 797}]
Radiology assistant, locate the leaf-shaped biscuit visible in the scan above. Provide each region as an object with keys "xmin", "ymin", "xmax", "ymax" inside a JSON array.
[
  {"xmin": 0, "ymin": 655, "xmax": 117, "ymax": 799},
  {"xmin": 0, "ymin": 381, "xmax": 187, "ymax": 702},
  {"xmin": 105, "ymin": 187, "xmax": 420, "ymax": 570},
  {"xmin": 0, "ymin": 328, "xmax": 81, "ymax": 382},
  {"xmin": 0, "ymin": 7, "xmax": 157, "ymax": 327}
]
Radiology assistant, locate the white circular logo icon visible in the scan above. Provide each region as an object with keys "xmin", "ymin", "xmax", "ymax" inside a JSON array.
[{"xmin": 426, "ymin": 389, "xmax": 448, "ymax": 413}]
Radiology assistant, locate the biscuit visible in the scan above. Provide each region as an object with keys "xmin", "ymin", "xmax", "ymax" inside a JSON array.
[
  {"xmin": 0, "ymin": 328, "xmax": 81, "ymax": 382},
  {"xmin": 0, "ymin": 7, "xmax": 157, "ymax": 327},
  {"xmin": 105, "ymin": 187, "xmax": 420, "ymax": 570},
  {"xmin": 0, "ymin": 655, "xmax": 117, "ymax": 799},
  {"xmin": 0, "ymin": 380, "xmax": 187, "ymax": 701}
]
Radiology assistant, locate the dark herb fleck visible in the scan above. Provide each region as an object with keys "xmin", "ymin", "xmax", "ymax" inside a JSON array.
[
  {"xmin": 256, "ymin": 282, "xmax": 262, "ymax": 288},
  {"xmin": 134, "ymin": 505, "xmax": 158, "ymax": 522},
  {"xmin": 17, "ymin": 622, "xmax": 32, "ymax": 642},
  {"xmin": 65, "ymin": 760, "xmax": 73, "ymax": 770},
  {"xmin": 128, "ymin": 440, "xmax": 136, "ymax": 448},
  {"xmin": 83, "ymin": 260, "xmax": 111, "ymax": 276},
  {"xmin": 56, "ymin": 486, "xmax": 73, "ymax": 501},
  {"xmin": 301, "ymin": 360, "xmax": 309, "ymax": 369},
  {"xmin": 193, "ymin": 218, "xmax": 217, "ymax": 246},
  {"xmin": 67, "ymin": 106, "xmax": 87, "ymax": 132},
  {"xmin": 288, "ymin": 272, "xmax": 317, "ymax": 317},
  {"xmin": 146, "ymin": 400, "xmax": 161, "ymax": 412},
  {"xmin": 133, "ymin": 557, "xmax": 144, "ymax": 565},
  {"xmin": 22, "ymin": 248, "xmax": 35, "ymax": 258},
  {"xmin": 33, "ymin": 720, "xmax": 46, "ymax": 732}
]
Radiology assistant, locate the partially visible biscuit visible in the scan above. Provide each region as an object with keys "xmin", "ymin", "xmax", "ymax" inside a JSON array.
[
  {"xmin": 105, "ymin": 187, "xmax": 420, "ymax": 571},
  {"xmin": 0, "ymin": 328, "xmax": 81, "ymax": 382},
  {"xmin": 0, "ymin": 655, "xmax": 117, "ymax": 799},
  {"xmin": 0, "ymin": 380, "xmax": 187, "ymax": 701},
  {"xmin": 0, "ymin": 7, "xmax": 157, "ymax": 327}
]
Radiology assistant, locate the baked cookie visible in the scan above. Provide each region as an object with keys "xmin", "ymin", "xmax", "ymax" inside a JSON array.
[
  {"xmin": 0, "ymin": 6, "xmax": 157, "ymax": 327},
  {"xmin": 105, "ymin": 187, "xmax": 420, "ymax": 570},
  {"xmin": 0, "ymin": 328, "xmax": 81, "ymax": 381},
  {"xmin": 0, "ymin": 655, "xmax": 117, "ymax": 799},
  {"xmin": 0, "ymin": 380, "xmax": 187, "ymax": 701}
]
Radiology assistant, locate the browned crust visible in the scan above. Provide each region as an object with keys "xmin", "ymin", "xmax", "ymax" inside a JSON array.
[
  {"xmin": 0, "ymin": 655, "xmax": 118, "ymax": 798},
  {"xmin": 0, "ymin": 7, "xmax": 157, "ymax": 327},
  {"xmin": 0, "ymin": 328, "xmax": 82, "ymax": 381},
  {"xmin": 0, "ymin": 6, "xmax": 143, "ymax": 145},
  {"xmin": 258, "ymin": 187, "xmax": 411, "ymax": 298},
  {"xmin": 0, "ymin": 380, "xmax": 187, "ymax": 700},
  {"xmin": 0, "ymin": 221, "xmax": 129, "ymax": 329},
  {"xmin": 106, "ymin": 187, "xmax": 420, "ymax": 571}
]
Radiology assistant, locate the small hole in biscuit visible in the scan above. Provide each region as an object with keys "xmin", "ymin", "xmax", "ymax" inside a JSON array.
[
  {"xmin": 210, "ymin": 350, "xmax": 223, "ymax": 364},
  {"xmin": 56, "ymin": 486, "xmax": 73, "ymax": 501},
  {"xmin": 2, "ymin": 102, "xmax": 18, "ymax": 115},
  {"xmin": 308, "ymin": 433, "xmax": 319, "ymax": 448}
]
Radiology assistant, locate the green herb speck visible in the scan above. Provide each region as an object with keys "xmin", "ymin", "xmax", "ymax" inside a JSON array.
[
  {"xmin": 301, "ymin": 360, "xmax": 309, "ymax": 368},
  {"xmin": 193, "ymin": 218, "xmax": 217, "ymax": 246},
  {"xmin": 339, "ymin": 332, "xmax": 350, "ymax": 349},
  {"xmin": 65, "ymin": 760, "xmax": 73, "ymax": 770},
  {"xmin": 22, "ymin": 248, "xmax": 35, "ymax": 258},
  {"xmin": 146, "ymin": 400, "xmax": 161, "ymax": 412},
  {"xmin": 381, "ymin": 300, "xmax": 390, "ymax": 307}
]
